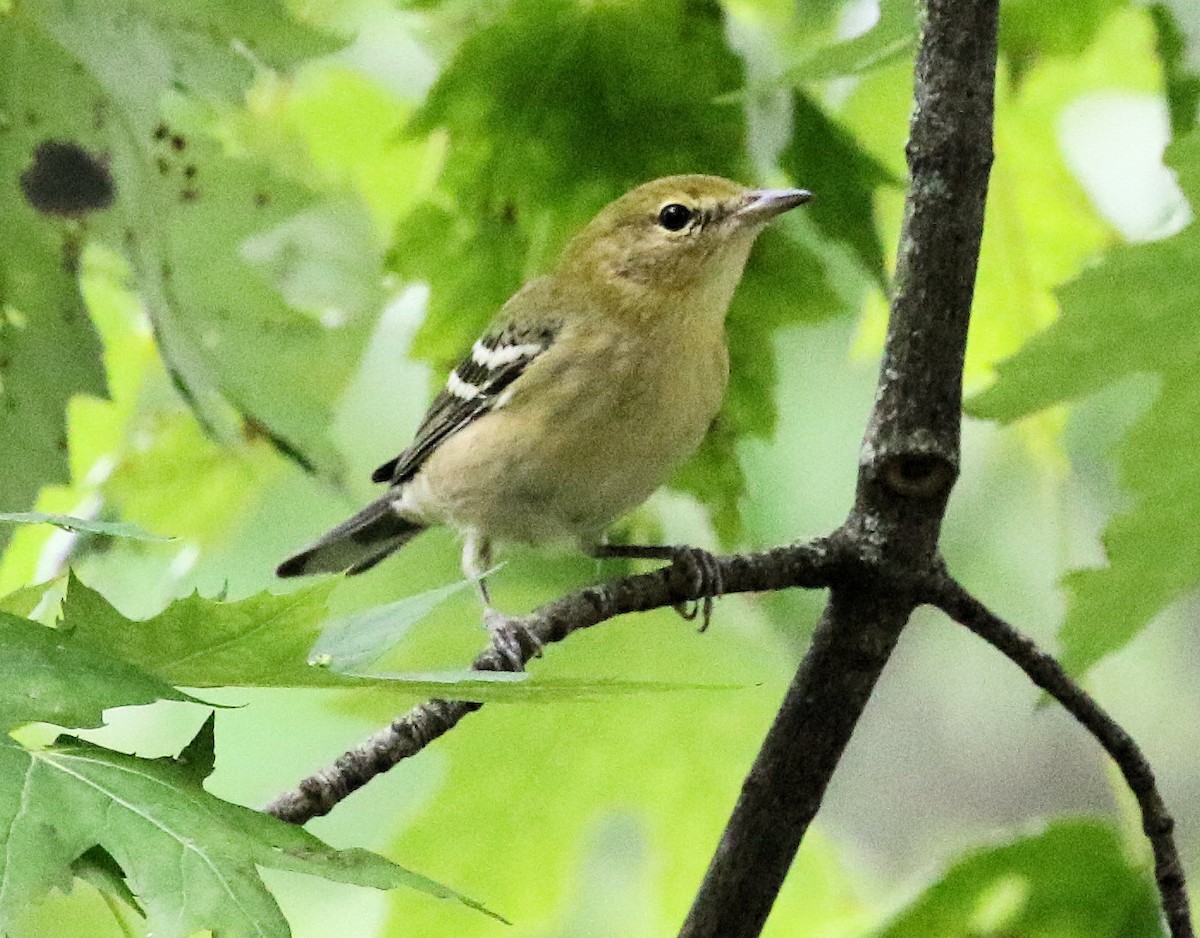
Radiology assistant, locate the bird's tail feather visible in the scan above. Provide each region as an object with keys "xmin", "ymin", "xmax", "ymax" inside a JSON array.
[{"xmin": 276, "ymin": 496, "xmax": 425, "ymax": 578}]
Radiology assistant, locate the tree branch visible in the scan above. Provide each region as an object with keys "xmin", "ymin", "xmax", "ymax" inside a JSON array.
[
  {"xmin": 264, "ymin": 538, "xmax": 843, "ymax": 824},
  {"xmin": 677, "ymin": 1, "xmax": 998, "ymax": 934},
  {"xmin": 928, "ymin": 575, "xmax": 1195, "ymax": 938}
]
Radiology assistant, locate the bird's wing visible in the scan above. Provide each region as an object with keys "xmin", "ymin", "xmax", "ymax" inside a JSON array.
[{"xmin": 372, "ymin": 318, "xmax": 559, "ymax": 485}]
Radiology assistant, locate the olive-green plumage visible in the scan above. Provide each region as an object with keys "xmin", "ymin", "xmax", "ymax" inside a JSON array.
[{"xmin": 278, "ymin": 175, "xmax": 810, "ymax": 605}]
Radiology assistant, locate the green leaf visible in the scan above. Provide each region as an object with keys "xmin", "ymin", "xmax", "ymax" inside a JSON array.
[
  {"xmin": 780, "ymin": 0, "xmax": 917, "ymax": 85},
  {"xmin": 0, "ymin": 512, "xmax": 173, "ymax": 542},
  {"xmin": 59, "ymin": 574, "xmax": 348, "ymax": 689},
  {"xmin": 310, "ymin": 578, "xmax": 481, "ymax": 672},
  {"xmin": 876, "ymin": 819, "xmax": 1161, "ymax": 938},
  {"xmin": 848, "ymin": 8, "xmax": 1159, "ymax": 397},
  {"xmin": 0, "ymin": 726, "xmax": 504, "ymax": 938},
  {"xmin": 1000, "ymin": 0, "xmax": 1124, "ymax": 83},
  {"xmin": 0, "ymin": 2, "xmax": 374, "ymax": 479},
  {"xmin": 58, "ymin": 574, "xmax": 747, "ymax": 702},
  {"xmin": 0, "ymin": 609, "xmax": 198, "ymax": 731},
  {"xmin": 780, "ymin": 92, "xmax": 897, "ymax": 282},
  {"xmin": 968, "ymin": 130, "xmax": 1200, "ymax": 673},
  {"xmin": 0, "ymin": 208, "xmax": 106, "ymax": 527},
  {"xmin": 337, "ymin": 670, "xmax": 748, "ymax": 703},
  {"xmin": 0, "ymin": 576, "xmax": 65, "ymax": 619},
  {"xmin": 409, "ymin": 0, "xmax": 746, "ymax": 220},
  {"xmin": 1151, "ymin": 2, "xmax": 1200, "ymax": 137}
]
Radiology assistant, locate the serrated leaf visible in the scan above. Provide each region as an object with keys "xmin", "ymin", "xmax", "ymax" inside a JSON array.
[
  {"xmin": 0, "ymin": 727, "xmax": 503, "ymax": 938},
  {"xmin": 876, "ymin": 820, "xmax": 1161, "ymax": 938},
  {"xmin": 968, "ymin": 131, "xmax": 1200, "ymax": 673},
  {"xmin": 0, "ymin": 576, "xmax": 65, "ymax": 619},
  {"xmin": 0, "ymin": 609, "xmax": 199, "ymax": 731},
  {"xmin": 59, "ymin": 574, "xmax": 348, "ymax": 688},
  {"xmin": 0, "ymin": 512, "xmax": 172, "ymax": 542}
]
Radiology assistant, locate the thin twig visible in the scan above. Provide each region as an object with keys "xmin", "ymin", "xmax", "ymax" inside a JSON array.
[
  {"xmin": 928, "ymin": 575, "xmax": 1195, "ymax": 938},
  {"xmin": 265, "ymin": 538, "xmax": 843, "ymax": 824}
]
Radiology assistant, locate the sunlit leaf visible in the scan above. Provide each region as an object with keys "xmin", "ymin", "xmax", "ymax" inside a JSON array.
[
  {"xmin": 59, "ymin": 573, "xmax": 345, "ymax": 688},
  {"xmin": 848, "ymin": 8, "xmax": 1160, "ymax": 397},
  {"xmin": 968, "ymin": 130, "xmax": 1200, "ymax": 673}
]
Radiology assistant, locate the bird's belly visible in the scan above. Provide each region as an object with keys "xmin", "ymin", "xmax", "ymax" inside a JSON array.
[{"xmin": 415, "ymin": 335, "xmax": 726, "ymax": 543}]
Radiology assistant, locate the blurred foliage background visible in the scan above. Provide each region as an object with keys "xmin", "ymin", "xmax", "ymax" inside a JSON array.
[{"xmin": 1, "ymin": 0, "xmax": 1199, "ymax": 935}]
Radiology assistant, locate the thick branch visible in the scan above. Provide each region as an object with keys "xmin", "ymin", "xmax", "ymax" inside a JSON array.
[
  {"xmin": 678, "ymin": 1, "xmax": 998, "ymax": 935},
  {"xmin": 929, "ymin": 576, "xmax": 1195, "ymax": 938},
  {"xmin": 265, "ymin": 539, "xmax": 842, "ymax": 824}
]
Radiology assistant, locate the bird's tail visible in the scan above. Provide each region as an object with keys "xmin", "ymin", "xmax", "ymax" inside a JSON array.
[{"xmin": 276, "ymin": 496, "xmax": 425, "ymax": 578}]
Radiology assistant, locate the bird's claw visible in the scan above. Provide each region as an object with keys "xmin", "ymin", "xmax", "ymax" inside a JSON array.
[
  {"xmin": 668, "ymin": 546, "xmax": 724, "ymax": 632},
  {"xmin": 483, "ymin": 608, "xmax": 543, "ymax": 671}
]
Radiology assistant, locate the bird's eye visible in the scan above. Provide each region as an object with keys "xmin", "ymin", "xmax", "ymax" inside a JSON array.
[{"xmin": 657, "ymin": 203, "xmax": 694, "ymax": 231}]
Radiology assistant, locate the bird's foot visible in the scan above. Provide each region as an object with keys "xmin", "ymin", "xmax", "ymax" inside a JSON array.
[
  {"xmin": 483, "ymin": 608, "xmax": 543, "ymax": 671},
  {"xmin": 668, "ymin": 546, "xmax": 724, "ymax": 632}
]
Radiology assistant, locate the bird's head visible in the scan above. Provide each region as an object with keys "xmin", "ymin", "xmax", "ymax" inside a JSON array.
[{"xmin": 556, "ymin": 174, "xmax": 811, "ymax": 321}]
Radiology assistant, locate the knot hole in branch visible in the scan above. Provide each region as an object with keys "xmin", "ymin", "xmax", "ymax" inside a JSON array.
[{"xmin": 879, "ymin": 453, "xmax": 956, "ymax": 498}]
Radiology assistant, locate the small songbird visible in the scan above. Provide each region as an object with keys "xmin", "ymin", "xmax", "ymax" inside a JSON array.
[{"xmin": 278, "ymin": 175, "xmax": 810, "ymax": 653}]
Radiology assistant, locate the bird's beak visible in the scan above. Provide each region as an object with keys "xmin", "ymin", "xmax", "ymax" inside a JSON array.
[{"xmin": 736, "ymin": 188, "xmax": 813, "ymax": 225}]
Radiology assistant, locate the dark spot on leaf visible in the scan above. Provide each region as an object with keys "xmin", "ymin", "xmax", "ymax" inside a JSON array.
[
  {"xmin": 183, "ymin": 164, "xmax": 197, "ymax": 179},
  {"xmin": 155, "ymin": 156, "xmax": 170, "ymax": 175},
  {"xmin": 25, "ymin": 110, "xmax": 39, "ymax": 126},
  {"xmin": 501, "ymin": 203, "xmax": 517, "ymax": 223},
  {"xmin": 153, "ymin": 123, "xmax": 169, "ymax": 141},
  {"xmin": 254, "ymin": 192, "xmax": 269, "ymax": 208},
  {"xmin": 181, "ymin": 187, "xmax": 197, "ymax": 203},
  {"xmin": 170, "ymin": 134, "xmax": 186, "ymax": 151},
  {"xmin": 161, "ymin": 261, "xmax": 173, "ymax": 281},
  {"xmin": 57, "ymin": 432, "xmax": 68, "ymax": 452},
  {"xmin": 20, "ymin": 141, "xmax": 115, "ymax": 217}
]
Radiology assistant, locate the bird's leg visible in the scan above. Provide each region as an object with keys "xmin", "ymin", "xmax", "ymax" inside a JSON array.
[
  {"xmin": 461, "ymin": 532, "xmax": 542, "ymax": 669},
  {"xmin": 585, "ymin": 540, "xmax": 724, "ymax": 632}
]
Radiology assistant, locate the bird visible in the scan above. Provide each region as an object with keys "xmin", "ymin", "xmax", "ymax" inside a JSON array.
[{"xmin": 278, "ymin": 174, "xmax": 811, "ymax": 660}]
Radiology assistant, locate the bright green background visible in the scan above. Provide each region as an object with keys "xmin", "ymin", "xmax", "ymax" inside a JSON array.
[{"xmin": 1, "ymin": 0, "xmax": 1198, "ymax": 935}]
